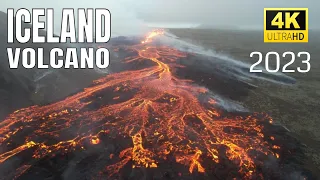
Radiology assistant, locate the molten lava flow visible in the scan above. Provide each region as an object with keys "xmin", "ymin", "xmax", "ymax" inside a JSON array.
[
  {"xmin": 0, "ymin": 29, "xmax": 282, "ymax": 179},
  {"xmin": 141, "ymin": 29, "xmax": 164, "ymax": 44}
]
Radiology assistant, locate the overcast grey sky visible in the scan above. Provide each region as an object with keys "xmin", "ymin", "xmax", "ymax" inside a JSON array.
[
  {"xmin": 1, "ymin": 0, "xmax": 319, "ymax": 36},
  {"xmin": 132, "ymin": 0, "xmax": 320, "ymax": 29}
]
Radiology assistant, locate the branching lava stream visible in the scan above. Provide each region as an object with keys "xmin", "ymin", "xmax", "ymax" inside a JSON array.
[{"xmin": 0, "ymin": 30, "xmax": 288, "ymax": 179}]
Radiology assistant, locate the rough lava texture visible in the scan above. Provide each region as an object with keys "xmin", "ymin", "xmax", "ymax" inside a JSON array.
[{"xmin": 0, "ymin": 28, "xmax": 317, "ymax": 180}]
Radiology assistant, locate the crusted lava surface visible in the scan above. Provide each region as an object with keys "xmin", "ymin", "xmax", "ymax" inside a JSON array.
[{"xmin": 0, "ymin": 30, "xmax": 314, "ymax": 180}]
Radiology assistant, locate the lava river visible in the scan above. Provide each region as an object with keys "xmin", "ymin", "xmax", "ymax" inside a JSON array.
[{"xmin": 0, "ymin": 30, "xmax": 306, "ymax": 180}]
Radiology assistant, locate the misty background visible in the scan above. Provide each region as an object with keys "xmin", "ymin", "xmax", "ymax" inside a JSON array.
[{"xmin": 1, "ymin": 0, "xmax": 319, "ymax": 37}]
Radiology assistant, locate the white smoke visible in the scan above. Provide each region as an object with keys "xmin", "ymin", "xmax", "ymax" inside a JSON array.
[{"xmin": 156, "ymin": 31, "xmax": 296, "ymax": 85}]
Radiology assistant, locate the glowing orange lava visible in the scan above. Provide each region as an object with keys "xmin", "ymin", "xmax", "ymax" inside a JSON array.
[{"xmin": 0, "ymin": 29, "xmax": 281, "ymax": 179}]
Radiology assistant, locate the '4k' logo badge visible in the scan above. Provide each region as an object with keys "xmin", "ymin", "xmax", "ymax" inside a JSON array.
[{"xmin": 264, "ymin": 8, "xmax": 308, "ymax": 43}]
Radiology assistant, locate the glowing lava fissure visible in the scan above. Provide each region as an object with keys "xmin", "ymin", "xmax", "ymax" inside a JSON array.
[{"xmin": 0, "ymin": 29, "xmax": 300, "ymax": 179}]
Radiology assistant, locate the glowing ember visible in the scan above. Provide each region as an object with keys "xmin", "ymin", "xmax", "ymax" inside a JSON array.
[
  {"xmin": 91, "ymin": 136, "xmax": 100, "ymax": 145},
  {"xmin": 0, "ymin": 29, "xmax": 287, "ymax": 179}
]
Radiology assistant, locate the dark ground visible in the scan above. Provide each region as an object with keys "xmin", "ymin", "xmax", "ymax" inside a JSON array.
[
  {"xmin": 0, "ymin": 36, "xmax": 316, "ymax": 179},
  {"xmin": 169, "ymin": 28, "xmax": 320, "ymax": 176}
]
